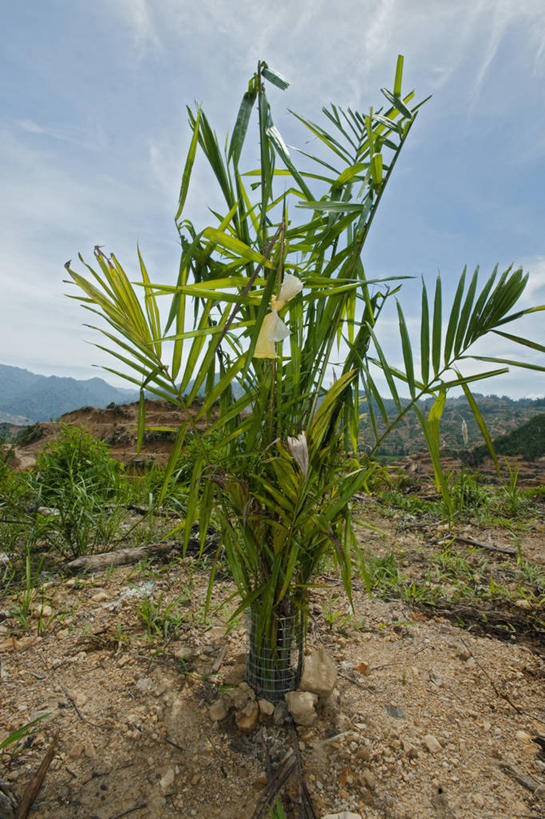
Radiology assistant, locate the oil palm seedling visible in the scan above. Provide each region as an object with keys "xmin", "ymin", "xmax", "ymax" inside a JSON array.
[{"xmin": 65, "ymin": 57, "xmax": 544, "ymax": 699}]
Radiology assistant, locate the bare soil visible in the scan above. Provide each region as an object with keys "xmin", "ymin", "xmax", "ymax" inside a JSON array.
[{"xmin": 2, "ymin": 498, "xmax": 545, "ymax": 818}]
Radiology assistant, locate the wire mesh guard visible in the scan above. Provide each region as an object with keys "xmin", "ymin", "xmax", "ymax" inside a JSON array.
[{"xmin": 245, "ymin": 607, "xmax": 304, "ymax": 702}]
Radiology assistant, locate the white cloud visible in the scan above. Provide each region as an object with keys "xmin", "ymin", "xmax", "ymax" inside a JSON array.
[
  {"xmin": 106, "ymin": 0, "xmax": 161, "ymax": 54},
  {"xmin": 521, "ymin": 255, "xmax": 545, "ymax": 304}
]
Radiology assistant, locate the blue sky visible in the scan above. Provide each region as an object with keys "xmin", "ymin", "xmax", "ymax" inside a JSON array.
[{"xmin": 2, "ymin": 0, "xmax": 545, "ymax": 397}]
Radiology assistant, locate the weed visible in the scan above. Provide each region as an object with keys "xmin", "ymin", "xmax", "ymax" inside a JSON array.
[
  {"xmin": 137, "ymin": 594, "xmax": 189, "ymax": 640},
  {"xmin": 320, "ymin": 592, "xmax": 365, "ymax": 634},
  {"xmin": 499, "ymin": 461, "xmax": 529, "ymax": 517},
  {"xmin": 114, "ymin": 619, "xmax": 131, "ymax": 650},
  {"xmin": 0, "ymin": 714, "xmax": 50, "ymax": 751},
  {"xmin": 269, "ymin": 799, "xmax": 287, "ymax": 819},
  {"xmin": 401, "ymin": 581, "xmax": 441, "ymax": 605},
  {"xmin": 514, "ymin": 540, "xmax": 545, "ymax": 591},
  {"xmin": 448, "ymin": 471, "xmax": 489, "ymax": 516},
  {"xmin": 382, "ymin": 489, "xmax": 429, "ymax": 516},
  {"xmin": 10, "ymin": 547, "xmax": 44, "ymax": 632},
  {"xmin": 358, "ymin": 551, "xmax": 402, "ymax": 596},
  {"xmin": 33, "ymin": 426, "xmax": 126, "ymax": 557}
]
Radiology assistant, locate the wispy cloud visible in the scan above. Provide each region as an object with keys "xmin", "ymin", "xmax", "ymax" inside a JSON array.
[
  {"xmin": 15, "ymin": 118, "xmax": 107, "ymax": 151},
  {"xmin": 3, "ymin": 1, "xmax": 545, "ymax": 396},
  {"xmin": 106, "ymin": 0, "xmax": 161, "ymax": 54}
]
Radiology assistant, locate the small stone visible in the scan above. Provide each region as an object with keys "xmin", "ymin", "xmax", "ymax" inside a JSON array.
[
  {"xmin": 91, "ymin": 591, "xmax": 108, "ymax": 603},
  {"xmin": 299, "ymin": 648, "xmax": 337, "ymax": 697},
  {"xmin": 225, "ymin": 682, "xmax": 254, "ymax": 711},
  {"xmin": 273, "ymin": 701, "xmax": 289, "ymax": 726},
  {"xmin": 172, "ymin": 644, "xmax": 198, "ymax": 661},
  {"xmin": 514, "ymin": 599, "xmax": 533, "ymax": 609},
  {"xmin": 37, "ymin": 506, "xmax": 60, "ymax": 517},
  {"xmin": 73, "ymin": 692, "xmax": 87, "ymax": 707},
  {"xmin": 208, "ymin": 626, "xmax": 227, "ymax": 641},
  {"xmin": 322, "ymin": 812, "xmax": 362, "ymax": 819},
  {"xmin": 236, "ymin": 700, "xmax": 259, "ymax": 732},
  {"xmin": 222, "ymin": 663, "xmax": 246, "ymax": 686},
  {"xmin": 39, "ymin": 605, "xmax": 53, "ymax": 618},
  {"xmin": 423, "ymin": 734, "xmax": 442, "ymax": 754},
  {"xmin": 428, "ymin": 669, "xmax": 443, "ymax": 687},
  {"xmin": 402, "ymin": 737, "xmax": 419, "ymax": 759},
  {"xmin": 258, "ymin": 698, "xmax": 275, "ymax": 717},
  {"xmin": 515, "ymin": 730, "xmax": 532, "ymax": 743},
  {"xmin": 136, "ymin": 677, "xmax": 155, "ymax": 693},
  {"xmin": 356, "ymin": 744, "xmax": 371, "ymax": 762},
  {"xmin": 385, "ymin": 705, "xmax": 405, "ymax": 719},
  {"xmin": 361, "ymin": 768, "xmax": 376, "ymax": 790},
  {"xmin": 209, "ymin": 699, "xmax": 229, "ymax": 722},
  {"xmin": 456, "ymin": 645, "xmax": 472, "ymax": 661},
  {"xmin": 160, "ymin": 767, "xmax": 175, "ymax": 791},
  {"xmin": 472, "ymin": 793, "xmax": 485, "ymax": 808},
  {"xmin": 286, "ymin": 691, "xmax": 318, "ymax": 726},
  {"xmin": 69, "ymin": 743, "xmax": 85, "ymax": 759}
]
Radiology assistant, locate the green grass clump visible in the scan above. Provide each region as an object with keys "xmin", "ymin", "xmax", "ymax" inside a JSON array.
[{"xmin": 32, "ymin": 426, "xmax": 125, "ymax": 557}]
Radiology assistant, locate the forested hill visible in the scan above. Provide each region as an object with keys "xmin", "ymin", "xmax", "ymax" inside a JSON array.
[
  {"xmin": 464, "ymin": 412, "xmax": 545, "ymax": 464},
  {"xmin": 361, "ymin": 394, "xmax": 545, "ymax": 457},
  {"xmin": 0, "ymin": 364, "xmax": 137, "ymax": 423}
]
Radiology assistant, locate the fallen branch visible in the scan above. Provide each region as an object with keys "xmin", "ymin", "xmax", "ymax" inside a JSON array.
[
  {"xmin": 212, "ymin": 646, "xmax": 227, "ymax": 674},
  {"xmin": 452, "ymin": 534, "xmax": 516, "ymax": 556},
  {"xmin": 459, "ymin": 637, "xmax": 545, "ymax": 725},
  {"xmin": 59, "ymin": 685, "xmax": 84, "ymax": 721},
  {"xmin": 65, "ymin": 541, "xmax": 178, "ymax": 573},
  {"xmin": 288, "ymin": 720, "xmax": 318, "ymax": 819},
  {"xmin": 15, "ymin": 732, "xmax": 58, "ymax": 819},
  {"xmin": 498, "ymin": 762, "xmax": 543, "ymax": 794},
  {"xmin": 111, "ymin": 802, "xmax": 148, "ymax": 819},
  {"xmin": 251, "ymin": 751, "xmax": 296, "ymax": 819},
  {"xmin": 65, "ymin": 524, "xmax": 219, "ymax": 574}
]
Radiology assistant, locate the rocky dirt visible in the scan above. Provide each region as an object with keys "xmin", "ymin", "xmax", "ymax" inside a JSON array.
[
  {"xmin": 2, "ymin": 498, "xmax": 545, "ymax": 818},
  {"xmin": 3, "ymin": 400, "xmax": 213, "ymax": 472}
]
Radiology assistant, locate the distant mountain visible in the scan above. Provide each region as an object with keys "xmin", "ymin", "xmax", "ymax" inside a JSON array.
[{"xmin": 0, "ymin": 365, "xmax": 138, "ymax": 422}]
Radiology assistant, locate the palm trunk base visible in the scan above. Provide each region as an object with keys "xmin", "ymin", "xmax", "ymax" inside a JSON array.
[{"xmin": 245, "ymin": 606, "xmax": 304, "ymax": 702}]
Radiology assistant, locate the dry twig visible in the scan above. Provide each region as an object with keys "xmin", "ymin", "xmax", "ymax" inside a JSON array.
[{"xmin": 15, "ymin": 732, "xmax": 58, "ymax": 819}]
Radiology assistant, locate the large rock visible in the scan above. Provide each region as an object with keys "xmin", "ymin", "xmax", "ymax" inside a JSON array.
[
  {"xmin": 299, "ymin": 648, "xmax": 337, "ymax": 697},
  {"xmin": 285, "ymin": 690, "xmax": 318, "ymax": 726}
]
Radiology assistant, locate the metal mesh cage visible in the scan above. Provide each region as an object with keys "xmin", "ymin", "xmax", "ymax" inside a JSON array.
[{"xmin": 245, "ymin": 606, "xmax": 304, "ymax": 702}]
